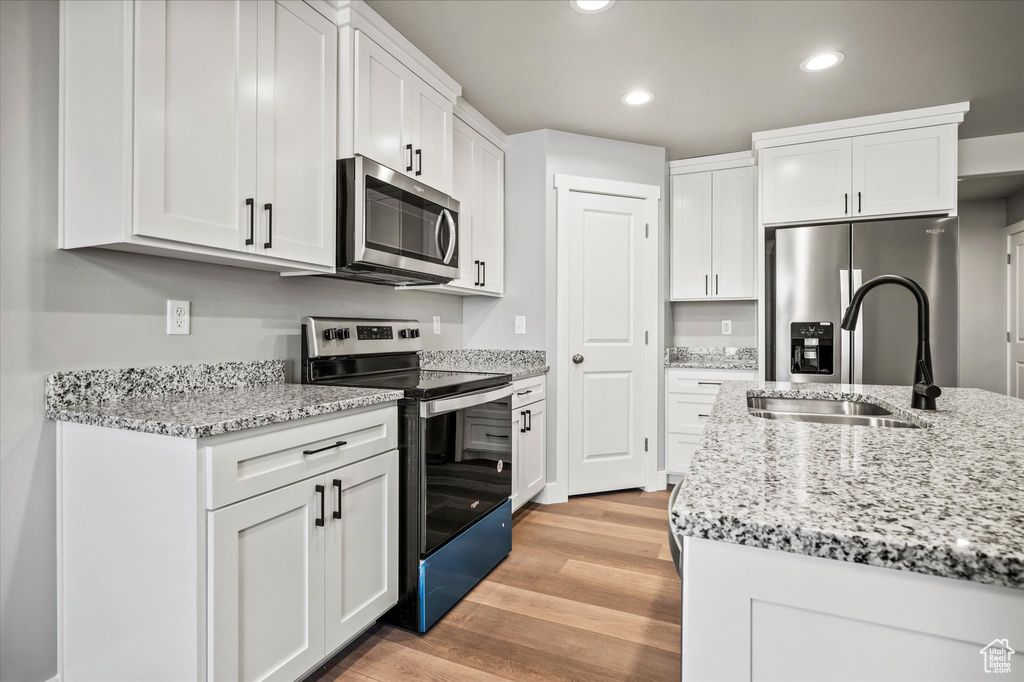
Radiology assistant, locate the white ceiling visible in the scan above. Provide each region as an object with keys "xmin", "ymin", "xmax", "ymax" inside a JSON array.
[{"xmin": 365, "ymin": 0, "xmax": 1024, "ymax": 159}]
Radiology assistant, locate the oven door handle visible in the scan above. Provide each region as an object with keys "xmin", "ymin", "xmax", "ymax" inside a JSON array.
[{"xmin": 420, "ymin": 384, "xmax": 514, "ymax": 417}]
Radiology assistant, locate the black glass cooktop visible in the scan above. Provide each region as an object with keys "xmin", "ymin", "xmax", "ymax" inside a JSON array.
[{"xmin": 317, "ymin": 368, "xmax": 511, "ymax": 400}]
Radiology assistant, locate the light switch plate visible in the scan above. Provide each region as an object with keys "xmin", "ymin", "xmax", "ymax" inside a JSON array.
[
  {"xmin": 433, "ymin": 316, "xmax": 441, "ymax": 335},
  {"xmin": 722, "ymin": 320, "xmax": 732, "ymax": 335},
  {"xmin": 167, "ymin": 300, "xmax": 190, "ymax": 335},
  {"xmin": 515, "ymin": 316, "xmax": 526, "ymax": 335}
]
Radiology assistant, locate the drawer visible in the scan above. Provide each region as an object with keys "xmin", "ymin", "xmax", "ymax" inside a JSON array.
[
  {"xmin": 203, "ymin": 406, "xmax": 397, "ymax": 509},
  {"xmin": 667, "ymin": 393, "xmax": 715, "ymax": 433},
  {"xmin": 667, "ymin": 433, "xmax": 701, "ymax": 474},
  {"xmin": 464, "ymin": 417, "xmax": 513, "ymax": 454},
  {"xmin": 465, "ymin": 396, "xmax": 511, "ymax": 421},
  {"xmin": 512, "ymin": 375, "xmax": 545, "ymax": 409},
  {"xmin": 666, "ymin": 369, "xmax": 758, "ymax": 394}
]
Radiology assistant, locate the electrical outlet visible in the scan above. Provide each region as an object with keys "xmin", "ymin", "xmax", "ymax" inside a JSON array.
[
  {"xmin": 433, "ymin": 315, "xmax": 441, "ymax": 335},
  {"xmin": 167, "ymin": 300, "xmax": 190, "ymax": 335},
  {"xmin": 722, "ymin": 320, "xmax": 732, "ymax": 335},
  {"xmin": 515, "ymin": 316, "xmax": 526, "ymax": 335}
]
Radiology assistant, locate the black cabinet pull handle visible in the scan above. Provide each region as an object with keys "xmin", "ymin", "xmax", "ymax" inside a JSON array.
[
  {"xmin": 315, "ymin": 484, "xmax": 325, "ymax": 527},
  {"xmin": 245, "ymin": 198, "xmax": 255, "ymax": 245},
  {"xmin": 481, "ymin": 261, "xmax": 486, "ymax": 287},
  {"xmin": 517, "ymin": 389, "xmax": 533, "ymax": 396},
  {"xmin": 263, "ymin": 203, "xmax": 273, "ymax": 248},
  {"xmin": 406, "ymin": 144, "xmax": 413, "ymax": 172},
  {"xmin": 415, "ymin": 149, "xmax": 422, "ymax": 176},
  {"xmin": 715, "ymin": 274, "xmax": 719, "ymax": 295},
  {"xmin": 526, "ymin": 409, "xmax": 532, "ymax": 432},
  {"xmin": 474, "ymin": 260, "xmax": 481, "ymax": 286},
  {"xmin": 698, "ymin": 413, "xmax": 711, "ymax": 418},
  {"xmin": 303, "ymin": 440, "xmax": 346, "ymax": 456},
  {"xmin": 520, "ymin": 411, "xmax": 527, "ymax": 433},
  {"xmin": 844, "ymin": 192, "xmax": 848, "ymax": 214},
  {"xmin": 697, "ymin": 381, "xmax": 722, "ymax": 386},
  {"xmin": 332, "ymin": 479, "xmax": 342, "ymax": 519},
  {"xmin": 858, "ymin": 191, "xmax": 862, "ymax": 213},
  {"xmin": 485, "ymin": 433, "xmax": 509, "ymax": 439},
  {"xmin": 705, "ymin": 275, "xmax": 708, "ymax": 295}
]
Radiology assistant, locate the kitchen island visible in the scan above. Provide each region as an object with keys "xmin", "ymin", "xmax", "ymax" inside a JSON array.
[{"xmin": 671, "ymin": 381, "xmax": 1024, "ymax": 682}]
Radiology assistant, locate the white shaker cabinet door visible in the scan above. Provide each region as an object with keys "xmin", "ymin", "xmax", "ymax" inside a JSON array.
[
  {"xmin": 255, "ymin": 0, "xmax": 337, "ymax": 266},
  {"xmin": 510, "ymin": 410, "xmax": 522, "ymax": 511},
  {"xmin": 208, "ymin": 477, "xmax": 326, "ymax": 682},
  {"xmin": 411, "ymin": 81, "xmax": 453, "ymax": 195},
  {"xmin": 354, "ymin": 32, "xmax": 412, "ymax": 175},
  {"xmin": 761, "ymin": 138, "xmax": 852, "ymax": 224},
  {"xmin": 475, "ymin": 136, "xmax": 504, "ymax": 294},
  {"xmin": 449, "ymin": 118, "xmax": 478, "ymax": 288},
  {"xmin": 324, "ymin": 451, "xmax": 399, "ymax": 654},
  {"xmin": 852, "ymin": 125, "xmax": 957, "ymax": 218},
  {"xmin": 670, "ymin": 172, "xmax": 713, "ymax": 299},
  {"xmin": 712, "ymin": 166, "xmax": 755, "ymax": 298},
  {"xmin": 520, "ymin": 400, "xmax": 546, "ymax": 504},
  {"xmin": 134, "ymin": 0, "xmax": 257, "ymax": 251}
]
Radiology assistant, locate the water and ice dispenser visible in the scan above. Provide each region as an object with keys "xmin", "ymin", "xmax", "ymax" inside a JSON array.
[{"xmin": 790, "ymin": 322, "xmax": 834, "ymax": 376}]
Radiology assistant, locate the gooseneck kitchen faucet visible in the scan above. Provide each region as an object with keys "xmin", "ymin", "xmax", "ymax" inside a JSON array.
[{"xmin": 840, "ymin": 274, "xmax": 942, "ymax": 410}]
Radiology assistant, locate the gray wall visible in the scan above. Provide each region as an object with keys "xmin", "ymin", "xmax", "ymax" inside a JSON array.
[
  {"xmin": 957, "ymin": 199, "xmax": 1008, "ymax": 393},
  {"xmin": 0, "ymin": 3, "xmax": 463, "ymax": 679},
  {"xmin": 671, "ymin": 300, "xmax": 758, "ymax": 348},
  {"xmin": 1008, "ymin": 186, "xmax": 1024, "ymax": 226}
]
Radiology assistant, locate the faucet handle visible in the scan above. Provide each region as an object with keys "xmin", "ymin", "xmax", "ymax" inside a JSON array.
[{"xmin": 914, "ymin": 359, "xmax": 942, "ymax": 399}]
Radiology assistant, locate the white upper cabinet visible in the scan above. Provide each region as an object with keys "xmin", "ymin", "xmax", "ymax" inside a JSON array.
[
  {"xmin": 353, "ymin": 31, "xmax": 453, "ymax": 195},
  {"xmin": 760, "ymin": 138, "xmax": 853, "ymax": 225},
  {"xmin": 670, "ymin": 160, "xmax": 755, "ymax": 301},
  {"xmin": 448, "ymin": 119, "xmax": 478, "ymax": 288},
  {"xmin": 670, "ymin": 172, "xmax": 713, "ymax": 299},
  {"xmin": 257, "ymin": 0, "xmax": 337, "ymax": 266},
  {"xmin": 134, "ymin": 0, "xmax": 258, "ymax": 252},
  {"xmin": 852, "ymin": 125, "xmax": 957, "ymax": 218}
]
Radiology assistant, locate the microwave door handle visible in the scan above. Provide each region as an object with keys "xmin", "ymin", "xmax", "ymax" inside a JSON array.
[
  {"xmin": 434, "ymin": 210, "xmax": 445, "ymax": 260},
  {"xmin": 442, "ymin": 209, "xmax": 457, "ymax": 265}
]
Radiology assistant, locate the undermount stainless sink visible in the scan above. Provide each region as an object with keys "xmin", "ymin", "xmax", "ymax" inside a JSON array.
[{"xmin": 746, "ymin": 396, "xmax": 921, "ymax": 429}]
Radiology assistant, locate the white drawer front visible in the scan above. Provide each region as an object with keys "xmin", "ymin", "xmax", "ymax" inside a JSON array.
[
  {"xmin": 667, "ymin": 393, "xmax": 715, "ymax": 433},
  {"xmin": 666, "ymin": 369, "xmax": 758, "ymax": 394},
  {"xmin": 464, "ymin": 417, "xmax": 513, "ymax": 454},
  {"xmin": 668, "ymin": 433, "xmax": 701, "ymax": 474},
  {"xmin": 204, "ymin": 407, "xmax": 397, "ymax": 509},
  {"xmin": 512, "ymin": 375, "xmax": 545, "ymax": 409}
]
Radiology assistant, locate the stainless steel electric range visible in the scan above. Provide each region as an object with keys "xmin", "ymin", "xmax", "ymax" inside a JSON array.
[{"xmin": 301, "ymin": 317, "xmax": 513, "ymax": 632}]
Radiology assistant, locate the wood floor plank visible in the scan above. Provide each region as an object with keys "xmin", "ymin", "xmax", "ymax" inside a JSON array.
[
  {"xmin": 342, "ymin": 637, "xmax": 507, "ymax": 681},
  {"xmin": 557, "ymin": 558, "xmax": 680, "ymax": 607},
  {"xmin": 520, "ymin": 508, "xmax": 669, "ymax": 544},
  {"xmin": 513, "ymin": 517, "xmax": 666, "ymax": 560},
  {"xmin": 538, "ymin": 495, "xmax": 672, "ymax": 526},
  {"xmin": 584, "ymin": 489, "xmax": 672, "ymax": 510},
  {"xmin": 511, "ymin": 524, "xmax": 679, "ymax": 579}
]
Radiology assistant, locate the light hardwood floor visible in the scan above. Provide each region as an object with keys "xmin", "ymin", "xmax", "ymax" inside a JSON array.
[{"xmin": 308, "ymin": 488, "xmax": 679, "ymax": 682}]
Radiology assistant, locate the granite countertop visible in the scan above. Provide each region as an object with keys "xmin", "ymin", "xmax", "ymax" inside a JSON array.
[
  {"xmin": 670, "ymin": 381, "xmax": 1024, "ymax": 589},
  {"xmin": 45, "ymin": 361, "xmax": 403, "ymax": 439},
  {"xmin": 419, "ymin": 349, "xmax": 549, "ymax": 380},
  {"xmin": 665, "ymin": 346, "xmax": 758, "ymax": 371}
]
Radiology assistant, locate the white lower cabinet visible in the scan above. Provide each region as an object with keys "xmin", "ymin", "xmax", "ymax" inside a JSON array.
[
  {"xmin": 58, "ymin": 405, "xmax": 399, "ymax": 682},
  {"xmin": 665, "ymin": 367, "xmax": 758, "ymax": 476},
  {"xmin": 511, "ymin": 376, "xmax": 546, "ymax": 511}
]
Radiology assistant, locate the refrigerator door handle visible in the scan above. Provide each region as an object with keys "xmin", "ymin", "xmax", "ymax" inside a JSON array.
[
  {"xmin": 852, "ymin": 269, "xmax": 864, "ymax": 384},
  {"xmin": 840, "ymin": 269, "xmax": 851, "ymax": 385}
]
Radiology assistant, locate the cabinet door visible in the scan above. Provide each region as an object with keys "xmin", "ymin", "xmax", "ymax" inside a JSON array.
[
  {"xmin": 209, "ymin": 477, "xmax": 325, "ymax": 682},
  {"xmin": 134, "ymin": 0, "xmax": 257, "ymax": 251},
  {"xmin": 510, "ymin": 410, "xmax": 522, "ymax": 511},
  {"xmin": 448, "ymin": 118, "xmax": 478, "ymax": 288},
  {"xmin": 852, "ymin": 125, "xmax": 957, "ymax": 218},
  {"xmin": 411, "ymin": 81, "xmax": 453, "ymax": 194},
  {"xmin": 670, "ymin": 172, "xmax": 713, "ymax": 299},
  {"xmin": 761, "ymin": 138, "xmax": 852, "ymax": 224},
  {"xmin": 354, "ymin": 32, "xmax": 411, "ymax": 175},
  {"xmin": 324, "ymin": 451, "xmax": 399, "ymax": 653},
  {"xmin": 255, "ymin": 0, "xmax": 336, "ymax": 266},
  {"xmin": 712, "ymin": 166, "xmax": 755, "ymax": 298},
  {"xmin": 521, "ymin": 401, "xmax": 546, "ymax": 503},
  {"xmin": 475, "ymin": 137, "xmax": 504, "ymax": 294}
]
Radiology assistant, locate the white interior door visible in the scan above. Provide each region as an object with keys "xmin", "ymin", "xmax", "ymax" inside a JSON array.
[
  {"xmin": 1010, "ymin": 228, "xmax": 1024, "ymax": 397},
  {"xmin": 255, "ymin": 0, "xmax": 336, "ymax": 266},
  {"xmin": 568, "ymin": 191, "xmax": 649, "ymax": 495},
  {"xmin": 670, "ymin": 172, "xmax": 712, "ymax": 299},
  {"xmin": 134, "ymin": 0, "xmax": 257, "ymax": 251}
]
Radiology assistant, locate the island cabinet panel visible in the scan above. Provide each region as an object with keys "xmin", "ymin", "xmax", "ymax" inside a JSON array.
[{"xmin": 681, "ymin": 537, "xmax": 1024, "ymax": 682}]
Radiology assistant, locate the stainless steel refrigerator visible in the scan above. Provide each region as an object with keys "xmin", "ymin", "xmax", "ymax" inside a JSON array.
[{"xmin": 766, "ymin": 217, "xmax": 958, "ymax": 386}]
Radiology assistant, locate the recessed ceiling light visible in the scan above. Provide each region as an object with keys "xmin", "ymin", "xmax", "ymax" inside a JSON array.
[
  {"xmin": 570, "ymin": 0, "xmax": 614, "ymax": 14},
  {"xmin": 621, "ymin": 89, "xmax": 654, "ymax": 106},
  {"xmin": 800, "ymin": 51, "xmax": 845, "ymax": 72}
]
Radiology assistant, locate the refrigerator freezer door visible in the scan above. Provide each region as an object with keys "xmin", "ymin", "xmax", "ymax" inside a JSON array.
[
  {"xmin": 852, "ymin": 217, "xmax": 958, "ymax": 387},
  {"xmin": 774, "ymin": 224, "xmax": 851, "ymax": 383}
]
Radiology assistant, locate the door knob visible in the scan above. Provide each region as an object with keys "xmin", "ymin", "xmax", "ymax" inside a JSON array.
[{"xmin": 572, "ymin": 354, "xmax": 584, "ymax": 364}]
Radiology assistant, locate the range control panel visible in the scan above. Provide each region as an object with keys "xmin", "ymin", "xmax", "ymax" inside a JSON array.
[
  {"xmin": 357, "ymin": 325, "xmax": 394, "ymax": 340},
  {"xmin": 303, "ymin": 317, "xmax": 423, "ymax": 357}
]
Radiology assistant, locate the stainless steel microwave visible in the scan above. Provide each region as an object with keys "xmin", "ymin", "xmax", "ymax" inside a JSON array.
[{"xmin": 331, "ymin": 155, "xmax": 459, "ymax": 286}]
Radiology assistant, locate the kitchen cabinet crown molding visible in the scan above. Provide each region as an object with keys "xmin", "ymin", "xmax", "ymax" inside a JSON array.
[
  {"xmin": 752, "ymin": 101, "xmax": 969, "ymax": 156},
  {"xmin": 454, "ymin": 98, "xmax": 508, "ymax": 151},
  {"xmin": 307, "ymin": 0, "xmax": 460, "ymax": 103},
  {"xmin": 670, "ymin": 150, "xmax": 754, "ymax": 175}
]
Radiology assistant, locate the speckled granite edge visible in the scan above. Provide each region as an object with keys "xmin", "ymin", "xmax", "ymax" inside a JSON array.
[
  {"xmin": 46, "ymin": 360, "xmax": 285, "ymax": 410},
  {"xmin": 419, "ymin": 349, "xmax": 548, "ymax": 380},
  {"xmin": 665, "ymin": 346, "xmax": 758, "ymax": 370}
]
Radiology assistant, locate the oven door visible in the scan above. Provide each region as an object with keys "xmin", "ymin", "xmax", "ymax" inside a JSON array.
[
  {"xmin": 342, "ymin": 155, "xmax": 459, "ymax": 282},
  {"xmin": 418, "ymin": 384, "xmax": 513, "ymax": 556}
]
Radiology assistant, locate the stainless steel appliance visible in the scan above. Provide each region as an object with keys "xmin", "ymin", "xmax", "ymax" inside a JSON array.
[
  {"xmin": 301, "ymin": 317, "xmax": 512, "ymax": 632},
  {"xmin": 766, "ymin": 217, "xmax": 958, "ymax": 386},
  {"xmin": 330, "ymin": 156, "xmax": 459, "ymax": 286}
]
